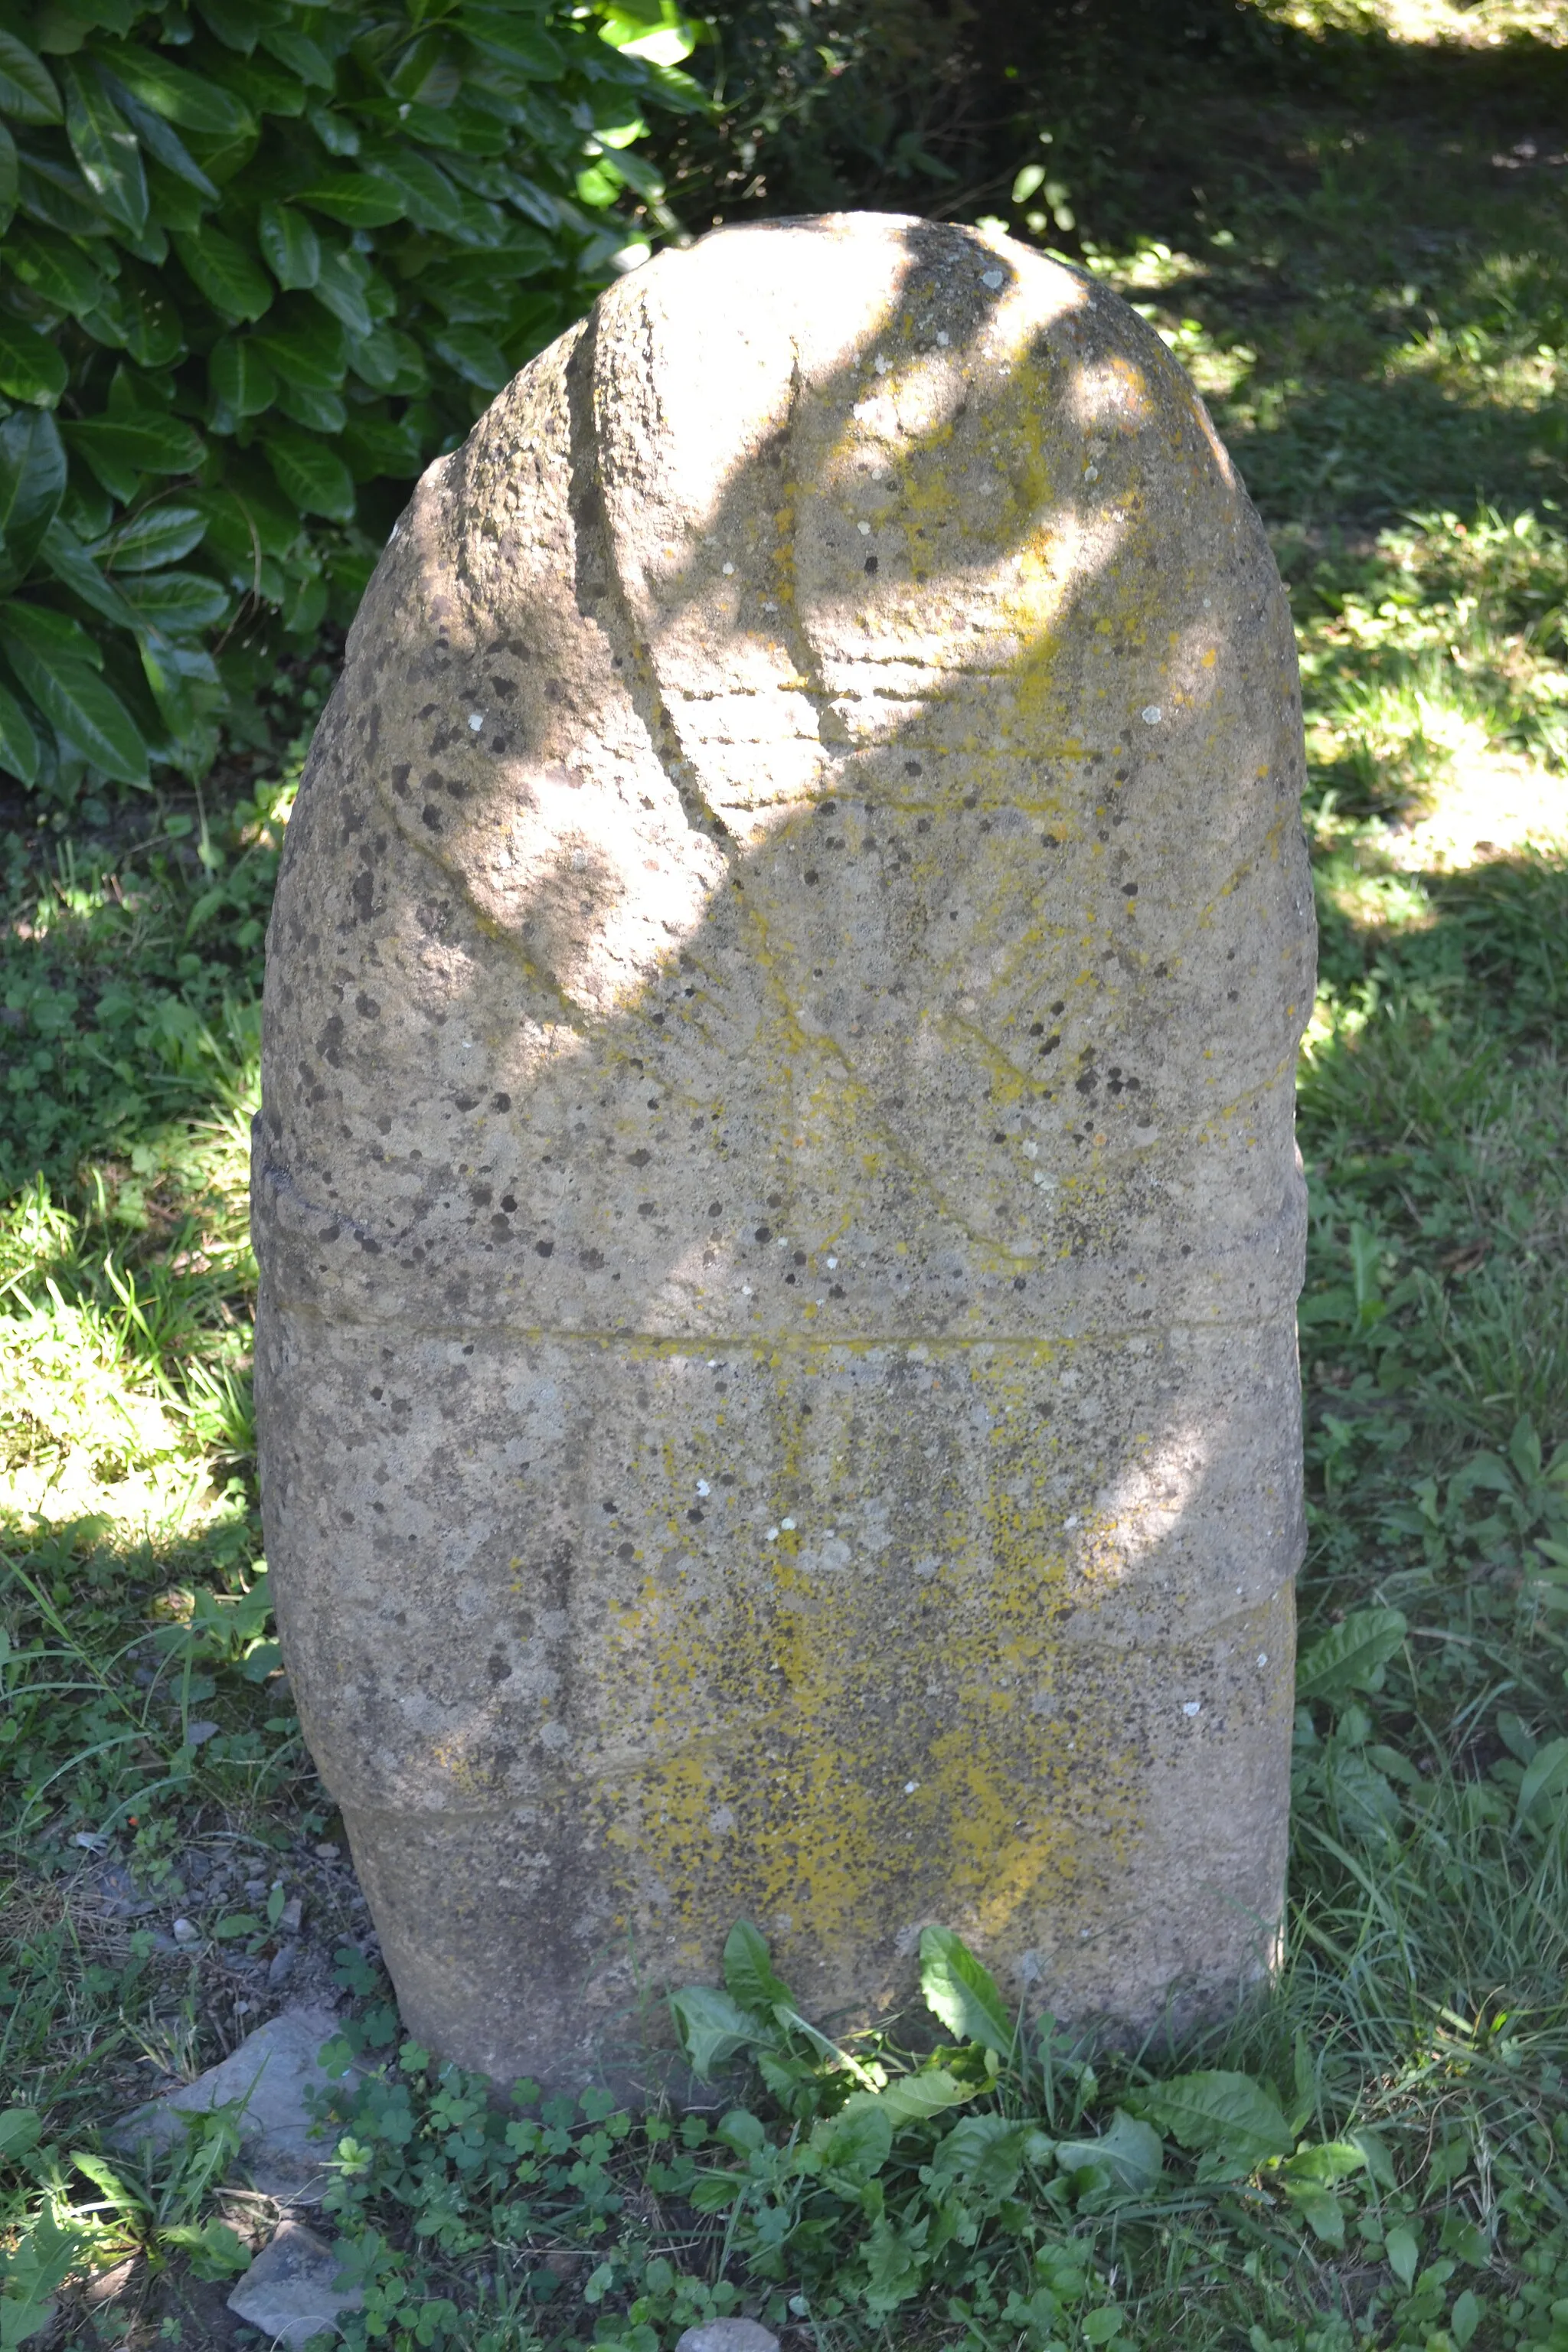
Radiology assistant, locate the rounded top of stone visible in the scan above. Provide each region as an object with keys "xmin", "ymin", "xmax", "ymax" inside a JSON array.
[
  {"xmin": 612, "ymin": 214, "xmax": 1132, "ymax": 469},
  {"xmin": 259, "ymin": 207, "xmax": 1308, "ymax": 1354}
]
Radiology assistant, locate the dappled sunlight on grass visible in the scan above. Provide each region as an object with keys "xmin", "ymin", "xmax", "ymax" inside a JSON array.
[
  {"xmin": 1253, "ymin": 0, "xmax": 1568, "ymax": 45},
  {"xmin": 1382, "ymin": 753, "xmax": 1568, "ymax": 867},
  {"xmin": 1295, "ymin": 510, "xmax": 1568, "ymax": 853},
  {"xmin": 0, "ymin": 1096, "xmax": 257, "ymax": 1533}
]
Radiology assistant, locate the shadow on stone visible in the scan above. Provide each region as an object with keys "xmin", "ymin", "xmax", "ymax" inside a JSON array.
[{"xmin": 255, "ymin": 212, "xmax": 1313, "ymax": 2093}]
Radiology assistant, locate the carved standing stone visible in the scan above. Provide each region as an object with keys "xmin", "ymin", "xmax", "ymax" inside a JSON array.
[{"xmin": 254, "ymin": 214, "xmax": 1315, "ymax": 2089}]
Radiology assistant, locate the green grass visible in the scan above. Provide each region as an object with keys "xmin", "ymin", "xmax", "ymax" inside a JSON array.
[{"xmin": 5, "ymin": 2, "xmax": 1568, "ymax": 2345}]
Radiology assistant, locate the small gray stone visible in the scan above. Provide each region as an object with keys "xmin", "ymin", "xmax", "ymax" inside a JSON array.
[
  {"xmin": 674, "ymin": 2324, "xmax": 779, "ymax": 2352},
  {"xmin": 677, "ymin": 2314, "xmax": 780, "ymax": 2352},
  {"xmin": 90, "ymin": 1863, "xmax": 155, "ymax": 1919},
  {"xmin": 112, "ymin": 2005, "xmax": 351, "ymax": 2201},
  {"xmin": 227, "ymin": 2221, "xmax": 362, "ymax": 2348}
]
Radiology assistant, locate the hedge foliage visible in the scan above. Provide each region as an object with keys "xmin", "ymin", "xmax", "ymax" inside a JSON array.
[{"xmin": 0, "ymin": 0, "xmax": 701, "ymax": 802}]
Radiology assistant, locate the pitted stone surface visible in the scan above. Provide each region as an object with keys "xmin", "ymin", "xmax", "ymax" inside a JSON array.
[{"xmin": 254, "ymin": 214, "xmax": 1315, "ymax": 2090}]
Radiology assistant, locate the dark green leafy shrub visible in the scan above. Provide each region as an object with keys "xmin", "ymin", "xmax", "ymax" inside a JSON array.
[{"xmin": 0, "ymin": 0, "xmax": 701, "ymax": 800}]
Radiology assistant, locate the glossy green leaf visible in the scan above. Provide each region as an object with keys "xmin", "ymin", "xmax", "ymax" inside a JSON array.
[
  {"xmin": 6, "ymin": 225, "xmax": 106, "ymax": 312},
  {"xmin": 0, "ymin": 624, "xmax": 148, "ymax": 784},
  {"xmin": 0, "ymin": 600, "xmax": 103, "ymax": 668},
  {"xmin": 668, "ymin": 1984, "xmax": 766, "ymax": 2079},
  {"xmin": 0, "ymin": 407, "xmax": 66, "ymax": 586},
  {"xmin": 0, "ymin": 2107, "xmax": 43, "ymax": 2154},
  {"xmin": 0, "ymin": 0, "xmax": 691, "ymax": 800},
  {"xmin": 1296, "ymin": 1608, "xmax": 1407, "ymax": 1703},
  {"xmin": 838, "ymin": 2068, "xmax": 975, "ymax": 2132},
  {"xmin": 686, "ymin": 2170, "xmax": 746, "ymax": 2214},
  {"xmin": 418, "ymin": 273, "xmax": 513, "ymax": 325},
  {"xmin": 38, "ymin": 517, "xmax": 139, "ymax": 628},
  {"xmin": 261, "ymin": 426, "xmax": 356, "ymax": 523},
  {"xmin": 119, "ymin": 219, "xmax": 168, "ymax": 269},
  {"xmin": 0, "ymin": 31, "xmax": 62, "ymax": 125},
  {"xmin": 1132, "ymin": 2071, "xmax": 1294, "ymax": 2167},
  {"xmin": 466, "ymin": 20, "xmax": 567, "ymax": 77},
  {"xmin": 136, "ymin": 622, "xmax": 199, "ymax": 734},
  {"xmin": 15, "ymin": 149, "xmax": 103, "ymax": 236},
  {"xmin": 431, "ymin": 324, "xmax": 511, "ymax": 390},
  {"xmin": 100, "ymin": 44, "xmax": 254, "ymax": 136},
  {"xmin": 252, "ymin": 315, "xmax": 347, "ymax": 389},
  {"xmin": 119, "ymin": 568, "xmax": 230, "ymax": 633},
  {"xmin": 280, "ymin": 567, "xmax": 335, "ymax": 641},
  {"xmin": 386, "ymin": 96, "xmax": 505, "ymax": 154},
  {"xmin": 919, "ymin": 1926, "xmax": 1016, "ymax": 2056},
  {"xmin": 173, "ymin": 225, "xmax": 273, "ymax": 324},
  {"xmin": 139, "ymin": 165, "xmax": 207, "ymax": 237},
  {"xmin": 218, "ymin": 54, "xmax": 308, "ymax": 117},
  {"xmin": 110, "ymin": 276, "xmax": 185, "ymax": 371},
  {"xmin": 1385, "ymin": 2224, "xmax": 1419, "ymax": 2290},
  {"xmin": 190, "ymin": 488, "xmax": 278, "ymax": 588},
  {"xmin": 1282, "ymin": 2179, "xmax": 1346, "ymax": 2246},
  {"xmin": 0, "ymin": 322, "xmax": 69, "ymax": 408},
  {"xmin": 501, "ymin": 171, "xmax": 560, "ymax": 230},
  {"xmin": 341, "ymin": 410, "xmax": 423, "ymax": 479},
  {"xmin": 95, "ymin": 501, "xmax": 207, "ymax": 573},
  {"xmin": 637, "ymin": 55, "xmax": 707, "ymax": 114},
  {"xmin": 576, "ymin": 159, "xmax": 620, "ymax": 209},
  {"xmin": 210, "ymin": 336, "xmax": 279, "ymax": 418},
  {"xmin": 388, "ymin": 29, "xmax": 456, "ymax": 101},
  {"xmin": 721, "ymin": 1919, "xmax": 793, "ymax": 2017},
  {"xmin": 256, "ymin": 200, "xmax": 319, "ymax": 289},
  {"xmin": 196, "ymin": 0, "xmax": 278, "ymax": 49},
  {"xmin": 1282, "ymin": 2139, "xmax": 1368, "ymax": 2186},
  {"xmin": 602, "ymin": 10, "xmax": 696, "ymax": 65},
  {"xmin": 293, "ymin": 176, "xmax": 405, "ymax": 227},
  {"xmin": 99, "ymin": 71, "xmax": 219, "ymax": 199},
  {"xmin": 0, "ymin": 120, "xmax": 16, "ymax": 234},
  {"xmin": 436, "ymin": 230, "xmax": 555, "ymax": 283},
  {"xmin": 60, "ymin": 59, "xmax": 148, "ymax": 234},
  {"xmin": 305, "ymin": 100, "xmax": 359, "ymax": 156},
  {"xmin": 58, "ymin": 0, "xmax": 139, "ymax": 33},
  {"xmin": 67, "ymin": 414, "xmax": 205, "ymax": 486},
  {"xmin": 0, "ymin": 675, "xmax": 41, "ymax": 785},
  {"xmin": 309, "ymin": 250, "xmax": 374, "ymax": 338},
  {"xmin": 446, "ymin": 191, "xmax": 514, "ymax": 250},
  {"xmin": 1515, "ymin": 1734, "xmax": 1568, "ymax": 1828},
  {"xmin": 812, "ymin": 2099, "xmax": 893, "ymax": 2180},
  {"xmin": 345, "ymin": 324, "xmax": 426, "ymax": 396},
  {"xmin": 361, "ymin": 149, "xmax": 464, "ymax": 234},
  {"xmin": 258, "ymin": 24, "xmax": 333, "ymax": 87},
  {"xmin": 1055, "ymin": 2110, "xmax": 1165, "ymax": 2194},
  {"xmin": 274, "ymin": 381, "xmax": 345, "ymax": 434},
  {"xmin": 599, "ymin": 142, "xmax": 663, "ymax": 203}
]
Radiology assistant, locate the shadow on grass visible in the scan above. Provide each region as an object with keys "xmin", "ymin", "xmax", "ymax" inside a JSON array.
[
  {"xmin": 949, "ymin": 2, "xmax": 1568, "ymax": 531},
  {"xmin": 0, "ymin": 743, "xmax": 296, "ymax": 1204},
  {"xmin": 1298, "ymin": 840, "xmax": 1568, "ymax": 1501}
]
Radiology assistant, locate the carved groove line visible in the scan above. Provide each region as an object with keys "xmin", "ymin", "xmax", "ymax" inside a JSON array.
[{"xmin": 566, "ymin": 301, "xmax": 740, "ymax": 867}]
